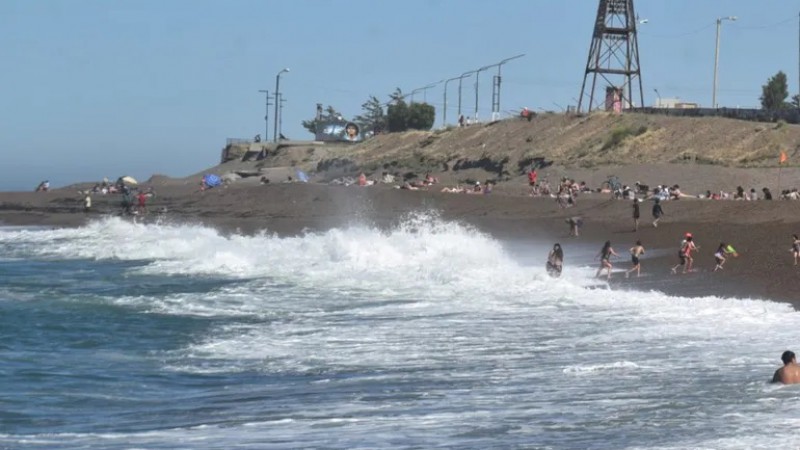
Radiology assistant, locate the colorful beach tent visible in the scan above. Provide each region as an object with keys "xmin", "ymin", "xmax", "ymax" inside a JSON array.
[{"xmin": 203, "ymin": 174, "xmax": 222, "ymax": 188}]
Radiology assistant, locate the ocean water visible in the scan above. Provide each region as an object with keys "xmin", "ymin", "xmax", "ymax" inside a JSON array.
[{"xmin": 2, "ymin": 215, "xmax": 800, "ymax": 450}]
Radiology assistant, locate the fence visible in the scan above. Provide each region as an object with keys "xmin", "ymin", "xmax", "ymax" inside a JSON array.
[{"xmin": 631, "ymin": 107, "xmax": 800, "ymax": 125}]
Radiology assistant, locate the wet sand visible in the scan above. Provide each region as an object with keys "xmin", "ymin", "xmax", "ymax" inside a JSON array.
[{"xmin": 1, "ymin": 182, "xmax": 799, "ymax": 307}]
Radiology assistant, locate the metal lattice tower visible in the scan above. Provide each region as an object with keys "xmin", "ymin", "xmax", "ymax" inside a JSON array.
[{"xmin": 578, "ymin": 0, "xmax": 644, "ymax": 113}]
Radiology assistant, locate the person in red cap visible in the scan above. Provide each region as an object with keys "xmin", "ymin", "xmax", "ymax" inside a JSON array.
[{"xmin": 671, "ymin": 233, "xmax": 698, "ymax": 274}]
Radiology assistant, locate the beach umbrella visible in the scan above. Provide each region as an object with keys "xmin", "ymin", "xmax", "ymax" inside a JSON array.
[
  {"xmin": 117, "ymin": 176, "xmax": 138, "ymax": 186},
  {"xmin": 203, "ymin": 174, "xmax": 222, "ymax": 187}
]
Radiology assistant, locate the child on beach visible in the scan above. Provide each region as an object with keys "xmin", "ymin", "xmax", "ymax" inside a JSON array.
[
  {"xmin": 652, "ymin": 198, "xmax": 664, "ymax": 228},
  {"xmin": 626, "ymin": 240, "xmax": 645, "ymax": 278},
  {"xmin": 596, "ymin": 241, "xmax": 620, "ymax": 280},
  {"xmin": 671, "ymin": 233, "xmax": 699, "ymax": 274},
  {"xmin": 792, "ymin": 235, "xmax": 800, "ymax": 266},
  {"xmin": 713, "ymin": 242, "xmax": 737, "ymax": 272}
]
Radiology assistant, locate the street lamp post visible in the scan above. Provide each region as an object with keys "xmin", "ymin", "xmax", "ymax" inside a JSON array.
[
  {"xmin": 492, "ymin": 54, "xmax": 525, "ymax": 120},
  {"xmin": 712, "ymin": 16, "xmax": 736, "ymax": 109},
  {"xmin": 457, "ymin": 70, "xmax": 475, "ymax": 119},
  {"xmin": 653, "ymin": 88, "xmax": 662, "ymax": 108},
  {"xmin": 474, "ymin": 65, "xmax": 491, "ymax": 122},
  {"xmin": 273, "ymin": 68, "xmax": 289, "ymax": 142},
  {"xmin": 442, "ymin": 75, "xmax": 462, "ymax": 127},
  {"xmin": 258, "ymin": 89, "xmax": 270, "ymax": 141}
]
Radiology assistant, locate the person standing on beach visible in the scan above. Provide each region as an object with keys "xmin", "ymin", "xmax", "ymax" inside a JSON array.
[
  {"xmin": 651, "ymin": 198, "xmax": 664, "ymax": 228},
  {"xmin": 625, "ymin": 240, "xmax": 645, "ymax": 278},
  {"xmin": 84, "ymin": 193, "xmax": 92, "ymax": 213},
  {"xmin": 772, "ymin": 351, "xmax": 800, "ymax": 384},
  {"xmin": 671, "ymin": 233, "xmax": 698, "ymax": 274},
  {"xmin": 596, "ymin": 241, "xmax": 620, "ymax": 280},
  {"xmin": 566, "ymin": 217, "xmax": 582, "ymax": 237},
  {"xmin": 632, "ymin": 198, "xmax": 641, "ymax": 231},
  {"xmin": 792, "ymin": 234, "xmax": 800, "ymax": 265}
]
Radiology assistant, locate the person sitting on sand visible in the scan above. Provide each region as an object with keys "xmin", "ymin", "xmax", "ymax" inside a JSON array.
[
  {"xmin": 713, "ymin": 242, "xmax": 737, "ymax": 272},
  {"xmin": 546, "ymin": 243, "xmax": 563, "ymax": 278},
  {"xmin": 482, "ymin": 181, "xmax": 493, "ymax": 194},
  {"xmin": 625, "ymin": 240, "xmax": 645, "ymax": 278},
  {"xmin": 596, "ymin": 241, "xmax": 620, "ymax": 280},
  {"xmin": 772, "ymin": 350, "xmax": 800, "ymax": 384},
  {"xmin": 357, "ymin": 173, "xmax": 367, "ymax": 187}
]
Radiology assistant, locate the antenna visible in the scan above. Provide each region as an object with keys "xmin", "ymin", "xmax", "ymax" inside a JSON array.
[{"xmin": 577, "ymin": 0, "xmax": 644, "ymax": 113}]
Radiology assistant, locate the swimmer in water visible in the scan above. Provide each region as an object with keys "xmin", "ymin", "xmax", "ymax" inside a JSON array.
[
  {"xmin": 595, "ymin": 240, "xmax": 620, "ymax": 280},
  {"xmin": 772, "ymin": 350, "xmax": 800, "ymax": 384},
  {"xmin": 546, "ymin": 243, "xmax": 564, "ymax": 278}
]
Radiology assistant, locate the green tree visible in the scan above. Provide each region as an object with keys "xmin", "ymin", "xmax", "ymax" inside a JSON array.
[
  {"xmin": 407, "ymin": 102, "xmax": 436, "ymax": 130},
  {"xmin": 386, "ymin": 100, "xmax": 409, "ymax": 132},
  {"xmin": 301, "ymin": 105, "xmax": 343, "ymax": 136},
  {"xmin": 792, "ymin": 94, "xmax": 800, "ymax": 108},
  {"xmin": 760, "ymin": 71, "xmax": 789, "ymax": 111},
  {"xmin": 353, "ymin": 95, "xmax": 386, "ymax": 135}
]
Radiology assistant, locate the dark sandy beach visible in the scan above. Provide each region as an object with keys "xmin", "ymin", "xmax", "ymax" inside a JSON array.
[{"xmin": 2, "ymin": 178, "xmax": 799, "ymax": 307}]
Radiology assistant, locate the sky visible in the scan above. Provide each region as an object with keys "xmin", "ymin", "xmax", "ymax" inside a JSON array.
[{"xmin": 2, "ymin": 0, "xmax": 800, "ymax": 190}]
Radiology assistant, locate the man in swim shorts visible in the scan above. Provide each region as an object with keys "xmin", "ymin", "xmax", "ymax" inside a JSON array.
[{"xmin": 772, "ymin": 350, "xmax": 800, "ymax": 384}]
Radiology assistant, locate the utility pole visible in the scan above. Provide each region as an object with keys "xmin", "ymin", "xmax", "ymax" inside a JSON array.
[
  {"xmin": 258, "ymin": 89, "xmax": 271, "ymax": 141},
  {"xmin": 278, "ymin": 95, "xmax": 287, "ymax": 141},
  {"xmin": 443, "ymin": 75, "xmax": 462, "ymax": 127},
  {"xmin": 474, "ymin": 65, "xmax": 491, "ymax": 122}
]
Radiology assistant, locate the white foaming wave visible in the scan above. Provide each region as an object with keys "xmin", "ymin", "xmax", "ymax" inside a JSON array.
[{"xmin": 563, "ymin": 361, "xmax": 641, "ymax": 375}]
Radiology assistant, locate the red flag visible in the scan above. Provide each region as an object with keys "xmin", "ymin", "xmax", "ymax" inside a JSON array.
[{"xmin": 780, "ymin": 151, "xmax": 788, "ymax": 164}]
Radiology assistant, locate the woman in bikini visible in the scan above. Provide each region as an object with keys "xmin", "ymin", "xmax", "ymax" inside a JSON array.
[
  {"xmin": 792, "ymin": 235, "xmax": 800, "ymax": 266},
  {"xmin": 596, "ymin": 240, "xmax": 620, "ymax": 280}
]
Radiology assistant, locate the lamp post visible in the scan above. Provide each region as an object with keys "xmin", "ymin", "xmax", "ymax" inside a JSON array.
[
  {"xmin": 258, "ymin": 89, "xmax": 270, "ymax": 141},
  {"xmin": 457, "ymin": 70, "xmax": 475, "ymax": 118},
  {"xmin": 410, "ymin": 81, "xmax": 440, "ymax": 104},
  {"xmin": 712, "ymin": 16, "xmax": 736, "ymax": 109},
  {"xmin": 273, "ymin": 68, "xmax": 289, "ymax": 142},
  {"xmin": 474, "ymin": 65, "xmax": 492, "ymax": 122},
  {"xmin": 653, "ymin": 88, "xmax": 662, "ymax": 108},
  {"xmin": 492, "ymin": 54, "xmax": 525, "ymax": 120},
  {"xmin": 442, "ymin": 75, "xmax": 462, "ymax": 127}
]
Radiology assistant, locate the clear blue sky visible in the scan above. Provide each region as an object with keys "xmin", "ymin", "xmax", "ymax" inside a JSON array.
[{"xmin": 2, "ymin": 0, "xmax": 799, "ymax": 190}]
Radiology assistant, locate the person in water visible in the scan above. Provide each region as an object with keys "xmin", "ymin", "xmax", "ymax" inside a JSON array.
[
  {"xmin": 772, "ymin": 350, "xmax": 800, "ymax": 384},
  {"xmin": 625, "ymin": 240, "xmax": 645, "ymax": 278},
  {"xmin": 713, "ymin": 242, "xmax": 737, "ymax": 272},
  {"xmin": 792, "ymin": 234, "xmax": 800, "ymax": 266},
  {"xmin": 547, "ymin": 243, "xmax": 564, "ymax": 277},
  {"xmin": 595, "ymin": 240, "xmax": 620, "ymax": 280}
]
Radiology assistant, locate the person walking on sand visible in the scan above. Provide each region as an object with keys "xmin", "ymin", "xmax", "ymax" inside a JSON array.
[
  {"xmin": 671, "ymin": 233, "xmax": 699, "ymax": 274},
  {"xmin": 625, "ymin": 240, "xmax": 645, "ymax": 278},
  {"xmin": 596, "ymin": 241, "xmax": 620, "ymax": 280},
  {"xmin": 792, "ymin": 234, "xmax": 800, "ymax": 266},
  {"xmin": 566, "ymin": 217, "xmax": 583, "ymax": 237},
  {"xmin": 713, "ymin": 242, "xmax": 737, "ymax": 272},
  {"xmin": 632, "ymin": 198, "xmax": 641, "ymax": 231},
  {"xmin": 772, "ymin": 350, "xmax": 800, "ymax": 384},
  {"xmin": 651, "ymin": 198, "xmax": 664, "ymax": 228}
]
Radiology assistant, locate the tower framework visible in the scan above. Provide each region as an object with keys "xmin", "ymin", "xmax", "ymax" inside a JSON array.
[{"xmin": 578, "ymin": 0, "xmax": 644, "ymax": 113}]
